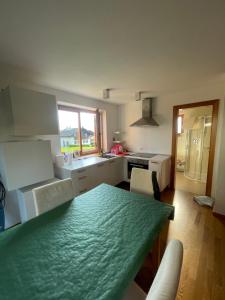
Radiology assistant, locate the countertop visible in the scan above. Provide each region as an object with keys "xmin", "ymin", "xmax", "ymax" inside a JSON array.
[
  {"xmin": 58, "ymin": 156, "xmax": 119, "ymax": 171},
  {"xmin": 107, "ymin": 152, "xmax": 171, "ymax": 162},
  {"xmin": 56, "ymin": 153, "xmax": 171, "ymax": 172}
]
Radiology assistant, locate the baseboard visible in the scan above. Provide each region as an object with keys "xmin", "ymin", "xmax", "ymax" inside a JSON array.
[{"xmin": 213, "ymin": 212, "xmax": 225, "ymax": 220}]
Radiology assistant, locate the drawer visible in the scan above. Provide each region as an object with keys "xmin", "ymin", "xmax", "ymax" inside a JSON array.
[
  {"xmin": 72, "ymin": 167, "xmax": 92, "ymax": 181},
  {"xmin": 72, "ymin": 167, "xmax": 94, "ymax": 195},
  {"xmin": 72, "ymin": 167, "xmax": 89, "ymax": 177}
]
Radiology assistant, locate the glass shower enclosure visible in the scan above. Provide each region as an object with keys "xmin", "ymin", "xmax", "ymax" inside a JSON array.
[{"xmin": 184, "ymin": 116, "xmax": 212, "ymax": 183}]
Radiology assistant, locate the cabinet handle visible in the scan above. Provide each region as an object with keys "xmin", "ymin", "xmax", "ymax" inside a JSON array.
[
  {"xmin": 78, "ymin": 175, "xmax": 87, "ymax": 180},
  {"xmin": 151, "ymin": 161, "xmax": 160, "ymax": 164},
  {"xmin": 77, "ymin": 168, "xmax": 87, "ymax": 173}
]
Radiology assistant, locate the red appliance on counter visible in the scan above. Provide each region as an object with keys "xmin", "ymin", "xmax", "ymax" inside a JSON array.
[{"xmin": 111, "ymin": 144, "xmax": 123, "ymax": 155}]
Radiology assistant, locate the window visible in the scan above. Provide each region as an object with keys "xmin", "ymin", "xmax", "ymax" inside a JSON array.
[
  {"xmin": 58, "ymin": 105, "xmax": 100, "ymax": 155},
  {"xmin": 177, "ymin": 115, "xmax": 184, "ymax": 134}
]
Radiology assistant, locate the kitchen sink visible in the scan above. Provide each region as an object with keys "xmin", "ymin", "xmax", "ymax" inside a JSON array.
[{"xmin": 100, "ymin": 154, "xmax": 113, "ymax": 159}]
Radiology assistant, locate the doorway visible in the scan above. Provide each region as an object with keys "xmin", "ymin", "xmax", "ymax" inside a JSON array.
[{"xmin": 171, "ymin": 100, "xmax": 219, "ymax": 196}]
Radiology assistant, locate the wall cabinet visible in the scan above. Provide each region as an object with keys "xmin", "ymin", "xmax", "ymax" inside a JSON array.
[{"xmin": 0, "ymin": 85, "xmax": 59, "ymax": 137}]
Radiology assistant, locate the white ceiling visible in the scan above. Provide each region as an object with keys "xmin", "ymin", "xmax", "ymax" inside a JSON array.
[{"xmin": 0, "ymin": 0, "xmax": 225, "ymax": 104}]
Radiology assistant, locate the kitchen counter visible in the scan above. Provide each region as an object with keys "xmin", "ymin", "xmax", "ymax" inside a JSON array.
[
  {"xmin": 106, "ymin": 152, "xmax": 171, "ymax": 161},
  {"xmin": 54, "ymin": 156, "xmax": 124, "ymax": 196},
  {"xmin": 58, "ymin": 156, "xmax": 118, "ymax": 171}
]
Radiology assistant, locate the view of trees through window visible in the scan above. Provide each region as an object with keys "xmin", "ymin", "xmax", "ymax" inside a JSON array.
[{"xmin": 58, "ymin": 106, "xmax": 98, "ymax": 155}]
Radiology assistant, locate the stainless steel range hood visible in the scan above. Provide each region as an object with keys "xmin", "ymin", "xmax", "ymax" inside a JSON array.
[{"xmin": 130, "ymin": 98, "xmax": 159, "ymax": 127}]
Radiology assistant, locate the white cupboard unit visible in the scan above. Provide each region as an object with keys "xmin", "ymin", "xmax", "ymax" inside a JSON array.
[
  {"xmin": 0, "ymin": 140, "xmax": 54, "ymax": 191},
  {"xmin": 148, "ymin": 155, "xmax": 171, "ymax": 191},
  {"xmin": 72, "ymin": 166, "xmax": 96, "ymax": 195},
  {"xmin": 0, "ymin": 85, "xmax": 59, "ymax": 137},
  {"xmin": 107, "ymin": 157, "xmax": 123, "ymax": 185},
  {"xmin": 94, "ymin": 161, "xmax": 110, "ymax": 187},
  {"xmin": 54, "ymin": 157, "xmax": 124, "ymax": 196}
]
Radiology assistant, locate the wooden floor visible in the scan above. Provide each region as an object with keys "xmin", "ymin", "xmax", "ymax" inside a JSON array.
[
  {"xmin": 161, "ymin": 189, "xmax": 225, "ymax": 300},
  {"xmin": 124, "ymin": 182, "xmax": 225, "ymax": 300},
  {"xmin": 175, "ymin": 171, "xmax": 206, "ymax": 195},
  {"xmin": 117, "ymin": 182, "xmax": 225, "ymax": 299}
]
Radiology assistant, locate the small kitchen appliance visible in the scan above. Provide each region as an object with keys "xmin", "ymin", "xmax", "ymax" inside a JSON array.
[{"xmin": 111, "ymin": 143, "xmax": 123, "ymax": 155}]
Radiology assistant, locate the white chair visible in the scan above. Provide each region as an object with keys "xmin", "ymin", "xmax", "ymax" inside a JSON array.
[
  {"xmin": 32, "ymin": 178, "xmax": 74, "ymax": 215},
  {"xmin": 123, "ymin": 239, "xmax": 183, "ymax": 300},
  {"xmin": 130, "ymin": 168, "xmax": 154, "ymax": 196}
]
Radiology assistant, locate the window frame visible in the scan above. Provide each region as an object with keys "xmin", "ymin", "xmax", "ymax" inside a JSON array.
[{"xmin": 58, "ymin": 105, "xmax": 100, "ymax": 156}]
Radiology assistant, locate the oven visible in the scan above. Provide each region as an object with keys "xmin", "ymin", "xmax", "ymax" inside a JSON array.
[{"xmin": 127, "ymin": 158, "xmax": 149, "ymax": 179}]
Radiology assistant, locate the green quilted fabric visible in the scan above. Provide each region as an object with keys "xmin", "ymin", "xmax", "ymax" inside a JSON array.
[{"xmin": 0, "ymin": 184, "xmax": 174, "ymax": 300}]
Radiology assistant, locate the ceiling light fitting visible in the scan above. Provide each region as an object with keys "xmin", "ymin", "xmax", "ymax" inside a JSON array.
[
  {"xmin": 135, "ymin": 91, "xmax": 143, "ymax": 101},
  {"xmin": 103, "ymin": 88, "xmax": 111, "ymax": 99}
]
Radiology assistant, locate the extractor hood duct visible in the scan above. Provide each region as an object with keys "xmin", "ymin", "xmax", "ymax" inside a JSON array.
[{"xmin": 130, "ymin": 98, "xmax": 159, "ymax": 127}]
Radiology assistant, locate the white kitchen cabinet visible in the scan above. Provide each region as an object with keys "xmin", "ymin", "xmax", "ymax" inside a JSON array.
[
  {"xmin": 148, "ymin": 155, "xmax": 171, "ymax": 191},
  {"xmin": 93, "ymin": 161, "xmax": 110, "ymax": 186},
  {"xmin": 0, "ymin": 85, "xmax": 59, "ymax": 137},
  {"xmin": 107, "ymin": 157, "xmax": 123, "ymax": 185},
  {"xmin": 54, "ymin": 157, "xmax": 124, "ymax": 196},
  {"xmin": 72, "ymin": 166, "xmax": 96, "ymax": 195},
  {"xmin": 0, "ymin": 140, "xmax": 54, "ymax": 191}
]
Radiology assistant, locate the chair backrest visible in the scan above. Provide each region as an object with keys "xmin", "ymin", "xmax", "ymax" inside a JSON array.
[
  {"xmin": 146, "ymin": 239, "xmax": 183, "ymax": 300},
  {"xmin": 33, "ymin": 178, "xmax": 74, "ymax": 215},
  {"xmin": 130, "ymin": 168, "xmax": 154, "ymax": 197}
]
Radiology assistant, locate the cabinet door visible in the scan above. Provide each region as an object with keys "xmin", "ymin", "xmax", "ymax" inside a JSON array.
[
  {"xmin": 108, "ymin": 158, "xmax": 123, "ymax": 186},
  {"xmin": 0, "ymin": 141, "xmax": 54, "ymax": 191},
  {"xmin": 72, "ymin": 167, "xmax": 95, "ymax": 196},
  {"xmin": 3, "ymin": 86, "xmax": 59, "ymax": 136},
  {"xmin": 93, "ymin": 162, "xmax": 110, "ymax": 186}
]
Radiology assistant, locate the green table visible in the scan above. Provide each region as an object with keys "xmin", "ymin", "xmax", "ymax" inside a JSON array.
[{"xmin": 0, "ymin": 184, "xmax": 174, "ymax": 300}]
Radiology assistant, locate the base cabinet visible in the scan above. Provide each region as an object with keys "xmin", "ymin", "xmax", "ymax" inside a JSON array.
[
  {"xmin": 107, "ymin": 158, "xmax": 123, "ymax": 185},
  {"xmin": 72, "ymin": 166, "xmax": 96, "ymax": 196},
  {"xmin": 93, "ymin": 161, "xmax": 110, "ymax": 187},
  {"xmin": 55, "ymin": 157, "xmax": 124, "ymax": 196}
]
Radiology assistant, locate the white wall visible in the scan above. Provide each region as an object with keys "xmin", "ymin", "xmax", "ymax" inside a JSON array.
[{"xmin": 118, "ymin": 82, "xmax": 225, "ymax": 215}]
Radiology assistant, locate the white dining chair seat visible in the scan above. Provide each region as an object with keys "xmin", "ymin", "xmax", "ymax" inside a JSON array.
[
  {"xmin": 33, "ymin": 178, "xmax": 74, "ymax": 215},
  {"xmin": 123, "ymin": 239, "xmax": 183, "ymax": 300}
]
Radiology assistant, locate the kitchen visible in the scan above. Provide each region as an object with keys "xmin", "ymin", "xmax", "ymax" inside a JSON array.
[
  {"xmin": 1, "ymin": 2, "xmax": 225, "ymax": 298},
  {"xmin": 0, "ymin": 85, "xmax": 170, "ymax": 229}
]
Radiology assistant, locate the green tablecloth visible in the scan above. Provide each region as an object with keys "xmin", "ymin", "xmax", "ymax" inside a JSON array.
[{"xmin": 0, "ymin": 184, "xmax": 174, "ymax": 300}]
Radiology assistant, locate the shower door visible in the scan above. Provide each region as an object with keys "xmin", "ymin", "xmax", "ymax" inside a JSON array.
[
  {"xmin": 185, "ymin": 128, "xmax": 203, "ymax": 181},
  {"xmin": 184, "ymin": 116, "xmax": 211, "ymax": 183}
]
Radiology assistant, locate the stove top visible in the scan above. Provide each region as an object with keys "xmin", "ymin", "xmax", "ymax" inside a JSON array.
[{"xmin": 129, "ymin": 153, "xmax": 156, "ymax": 158}]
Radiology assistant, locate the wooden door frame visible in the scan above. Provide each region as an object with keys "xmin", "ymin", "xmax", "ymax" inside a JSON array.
[{"xmin": 171, "ymin": 99, "xmax": 219, "ymax": 196}]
